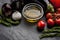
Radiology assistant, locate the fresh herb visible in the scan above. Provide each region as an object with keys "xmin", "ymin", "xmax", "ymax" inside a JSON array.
[
  {"xmin": 1, "ymin": 19, "xmax": 11, "ymax": 26},
  {"xmin": 5, "ymin": 18, "xmax": 20, "ymax": 25},
  {"xmin": 40, "ymin": 33, "xmax": 60, "ymax": 39},
  {"xmin": 53, "ymin": 27, "xmax": 60, "ymax": 29},
  {"xmin": 43, "ymin": 29, "xmax": 60, "ymax": 33}
]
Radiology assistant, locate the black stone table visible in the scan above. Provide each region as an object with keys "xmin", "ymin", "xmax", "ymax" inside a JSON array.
[{"xmin": 0, "ymin": 0, "xmax": 60, "ymax": 40}]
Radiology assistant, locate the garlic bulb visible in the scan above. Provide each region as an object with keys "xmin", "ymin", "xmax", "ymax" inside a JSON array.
[{"xmin": 12, "ymin": 11, "xmax": 22, "ymax": 20}]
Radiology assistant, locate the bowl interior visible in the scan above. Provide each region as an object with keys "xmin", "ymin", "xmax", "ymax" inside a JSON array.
[{"xmin": 22, "ymin": 3, "xmax": 44, "ymax": 20}]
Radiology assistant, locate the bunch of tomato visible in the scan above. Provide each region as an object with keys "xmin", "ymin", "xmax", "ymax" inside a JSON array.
[
  {"xmin": 46, "ymin": 8, "xmax": 60, "ymax": 27},
  {"xmin": 37, "ymin": 8, "xmax": 60, "ymax": 30},
  {"xmin": 37, "ymin": 0, "xmax": 60, "ymax": 31}
]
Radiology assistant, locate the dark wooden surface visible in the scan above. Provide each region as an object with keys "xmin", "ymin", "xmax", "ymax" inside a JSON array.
[{"xmin": 0, "ymin": 0, "xmax": 60, "ymax": 40}]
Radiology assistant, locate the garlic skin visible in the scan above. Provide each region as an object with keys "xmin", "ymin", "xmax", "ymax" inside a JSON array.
[{"xmin": 12, "ymin": 11, "xmax": 22, "ymax": 20}]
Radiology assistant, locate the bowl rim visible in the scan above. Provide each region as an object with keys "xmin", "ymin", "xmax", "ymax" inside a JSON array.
[{"xmin": 22, "ymin": 3, "xmax": 44, "ymax": 20}]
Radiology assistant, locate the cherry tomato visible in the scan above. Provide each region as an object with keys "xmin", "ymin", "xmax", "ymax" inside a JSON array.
[
  {"xmin": 54, "ymin": 13, "xmax": 56, "ymax": 16},
  {"xmin": 56, "ymin": 8, "xmax": 60, "ymax": 13},
  {"xmin": 46, "ymin": 13, "xmax": 53, "ymax": 19},
  {"xmin": 54, "ymin": 13, "xmax": 60, "ymax": 18},
  {"xmin": 37, "ymin": 20, "xmax": 45, "ymax": 29},
  {"xmin": 55, "ymin": 18, "xmax": 60, "ymax": 25},
  {"xmin": 47, "ymin": 19, "xmax": 55, "ymax": 26}
]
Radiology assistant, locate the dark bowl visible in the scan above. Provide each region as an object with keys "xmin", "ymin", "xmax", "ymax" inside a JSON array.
[{"xmin": 11, "ymin": 0, "xmax": 47, "ymax": 13}]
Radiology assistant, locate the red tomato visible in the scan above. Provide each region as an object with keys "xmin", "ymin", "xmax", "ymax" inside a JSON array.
[
  {"xmin": 50, "ymin": 0, "xmax": 60, "ymax": 9},
  {"xmin": 54, "ymin": 13, "xmax": 60, "ymax": 18},
  {"xmin": 54, "ymin": 13, "xmax": 56, "ymax": 16},
  {"xmin": 37, "ymin": 20, "xmax": 45, "ymax": 29},
  {"xmin": 46, "ymin": 13, "xmax": 53, "ymax": 19},
  {"xmin": 55, "ymin": 18, "xmax": 60, "ymax": 25},
  {"xmin": 56, "ymin": 8, "xmax": 60, "ymax": 13},
  {"xmin": 47, "ymin": 19, "xmax": 55, "ymax": 26}
]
